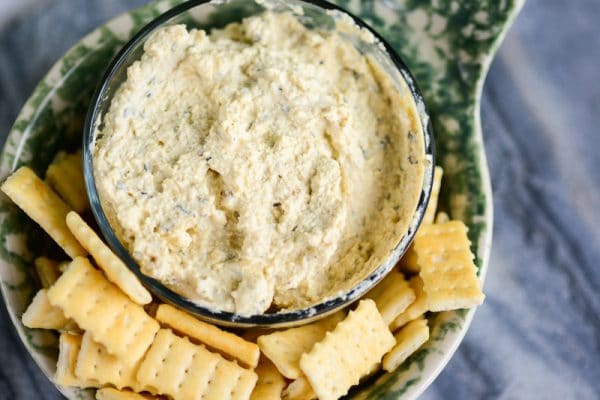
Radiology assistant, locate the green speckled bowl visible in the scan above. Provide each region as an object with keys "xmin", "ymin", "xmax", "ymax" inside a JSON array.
[{"xmin": 0, "ymin": 0, "xmax": 523, "ymax": 399}]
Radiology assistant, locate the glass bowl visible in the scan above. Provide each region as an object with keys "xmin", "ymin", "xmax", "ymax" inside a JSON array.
[{"xmin": 83, "ymin": 0, "xmax": 434, "ymax": 328}]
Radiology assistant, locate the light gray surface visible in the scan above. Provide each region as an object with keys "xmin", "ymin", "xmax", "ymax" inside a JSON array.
[{"xmin": 0, "ymin": 0, "xmax": 598, "ymax": 399}]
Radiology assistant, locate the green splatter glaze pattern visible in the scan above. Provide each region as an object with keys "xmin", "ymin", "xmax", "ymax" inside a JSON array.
[{"xmin": 0, "ymin": 1, "xmax": 522, "ymax": 399}]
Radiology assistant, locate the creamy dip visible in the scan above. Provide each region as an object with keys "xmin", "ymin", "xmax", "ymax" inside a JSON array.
[{"xmin": 94, "ymin": 12, "xmax": 425, "ymax": 315}]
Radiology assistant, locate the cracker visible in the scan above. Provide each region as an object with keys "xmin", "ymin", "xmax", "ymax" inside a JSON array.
[
  {"xmin": 34, "ymin": 256, "xmax": 61, "ymax": 288},
  {"xmin": 382, "ymin": 317, "xmax": 429, "ymax": 372},
  {"xmin": 156, "ymin": 303, "xmax": 259, "ymax": 368},
  {"xmin": 1, "ymin": 167, "xmax": 86, "ymax": 258},
  {"xmin": 361, "ymin": 361, "xmax": 382, "ymax": 382},
  {"xmin": 435, "ymin": 211, "xmax": 450, "ymax": 224},
  {"xmin": 258, "ymin": 311, "xmax": 344, "ymax": 379},
  {"xmin": 46, "ymin": 150, "xmax": 88, "ymax": 213},
  {"xmin": 55, "ymin": 333, "xmax": 93, "ymax": 388},
  {"xmin": 58, "ymin": 320, "xmax": 83, "ymax": 335},
  {"xmin": 58, "ymin": 261, "xmax": 70, "ymax": 273},
  {"xmin": 242, "ymin": 328, "xmax": 276, "ymax": 343},
  {"xmin": 96, "ymin": 388, "xmax": 154, "ymax": 400},
  {"xmin": 47, "ymin": 257, "xmax": 159, "ymax": 363},
  {"xmin": 22, "ymin": 289, "xmax": 70, "ymax": 330},
  {"xmin": 250, "ymin": 358, "xmax": 286, "ymax": 400},
  {"xmin": 206, "ymin": 357, "xmax": 257, "ymax": 400},
  {"xmin": 415, "ymin": 221, "xmax": 485, "ymax": 311},
  {"xmin": 422, "ymin": 166, "xmax": 443, "ymax": 225},
  {"xmin": 299, "ymin": 300, "xmax": 395, "ymax": 400},
  {"xmin": 282, "ymin": 376, "xmax": 316, "ymax": 400},
  {"xmin": 366, "ymin": 271, "xmax": 416, "ymax": 325},
  {"xmin": 76, "ymin": 331, "xmax": 147, "ymax": 392},
  {"xmin": 390, "ymin": 276, "xmax": 428, "ymax": 331},
  {"xmin": 136, "ymin": 329, "xmax": 257, "ymax": 400},
  {"xmin": 399, "ymin": 244, "xmax": 420, "ymax": 274},
  {"xmin": 66, "ymin": 211, "xmax": 151, "ymax": 305}
]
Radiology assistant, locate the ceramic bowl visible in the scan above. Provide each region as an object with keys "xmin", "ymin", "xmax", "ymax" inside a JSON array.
[{"xmin": 0, "ymin": 0, "xmax": 523, "ymax": 398}]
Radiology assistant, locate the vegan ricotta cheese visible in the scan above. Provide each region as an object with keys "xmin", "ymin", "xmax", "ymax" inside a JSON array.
[{"xmin": 94, "ymin": 12, "xmax": 425, "ymax": 315}]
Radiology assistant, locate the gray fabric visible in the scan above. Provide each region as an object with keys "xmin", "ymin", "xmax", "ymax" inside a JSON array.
[{"xmin": 0, "ymin": 0, "xmax": 598, "ymax": 398}]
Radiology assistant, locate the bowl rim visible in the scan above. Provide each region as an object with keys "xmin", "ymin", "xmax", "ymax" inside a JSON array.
[{"xmin": 82, "ymin": 0, "xmax": 435, "ymax": 328}]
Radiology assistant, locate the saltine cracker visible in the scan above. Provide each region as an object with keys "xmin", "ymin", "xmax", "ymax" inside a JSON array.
[
  {"xmin": 390, "ymin": 276, "xmax": 428, "ymax": 331},
  {"xmin": 47, "ymin": 257, "xmax": 159, "ymax": 363},
  {"xmin": 45, "ymin": 150, "xmax": 88, "ymax": 213},
  {"xmin": 156, "ymin": 303, "xmax": 259, "ymax": 368},
  {"xmin": 250, "ymin": 358, "xmax": 286, "ymax": 400},
  {"xmin": 282, "ymin": 376, "xmax": 316, "ymax": 400},
  {"xmin": 366, "ymin": 271, "xmax": 416, "ymax": 325},
  {"xmin": 435, "ymin": 211, "xmax": 450, "ymax": 224},
  {"xmin": 399, "ymin": 244, "xmax": 420, "ymax": 274},
  {"xmin": 299, "ymin": 300, "xmax": 394, "ymax": 400},
  {"xmin": 55, "ymin": 333, "xmax": 94, "ymax": 388},
  {"xmin": 1, "ymin": 166, "xmax": 86, "ymax": 257},
  {"xmin": 96, "ymin": 388, "xmax": 153, "ymax": 400},
  {"xmin": 382, "ymin": 317, "xmax": 429, "ymax": 372},
  {"xmin": 415, "ymin": 221, "xmax": 485, "ymax": 311},
  {"xmin": 76, "ymin": 331, "xmax": 147, "ymax": 392},
  {"xmin": 136, "ymin": 329, "xmax": 257, "ymax": 400},
  {"xmin": 258, "ymin": 311, "xmax": 344, "ymax": 379},
  {"xmin": 34, "ymin": 256, "xmax": 61, "ymax": 288},
  {"xmin": 22, "ymin": 289, "xmax": 70, "ymax": 330},
  {"xmin": 422, "ymin": 166, "xmax": 443, "ymax": 225},
  {"xmin": 66, "ymin": 211, "xmax": 151, "ymax": 305}
]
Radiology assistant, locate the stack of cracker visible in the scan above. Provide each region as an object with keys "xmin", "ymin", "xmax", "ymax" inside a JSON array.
[{"xmin": 4, "ymin": 155, "xmax": 484, "ymax": 400}]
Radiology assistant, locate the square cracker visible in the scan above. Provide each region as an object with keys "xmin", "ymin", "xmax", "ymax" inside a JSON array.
[
  {"xmin": 66, "ymin": 211, "xmax": 151, "ymax": 305},
  {"xmin": 47, "ymin": 257, "xmax": 159, "ymax": 364},
  {"xmin": 398, "ymin": 244, "xmax": 420, "ymax": 274},
  {"xmin": 422, "ymin": 166, "xmax": 443, "ymax": 225},
  {"xmin": 241, "ymin": 328, "xmax": 276, "ymax": 343},
  {"xmin": 250, "ymin": 358, "xmax": 286, "ymax": 400},
  {"xmin": 55, "ymin": 333, "xmax": 96, "ymax": 388},
  {"xmin": 382, "ymin": 317, "xmax": 429, "ymax": 372},
  {"xmin": 22, "ymin": 289, "xmax": 71, "ymax": 330},
  {"xmin": 156, "ymin": 303, "xmax": 259, "ymax": 368},
  {"xmin": 57, "ymin": 261, "xmax": 70, "ymax": 273},
  {"xmin": 258, "ymin": 311, "xmax": 344, "ymax": 379},
  {"xmin": 435, "ymin": 211, "xmax": 450, "ymax": 224},
  {"xmin": 390, "ymin": 276, "xmax": 428, "ymax": 331},
  {"xmin": 299, "ymin": 300, "xmax": 395, "ymax": 400},
  {"xmin": 45, "ymin": 150, "xmax": 88, "ymax": 213},
  {"xmin": 34, "ymin": 256, "xmax": 61, "ymax": 288},
  {"xmin": 414, "ymin": 221, "xmax": 485, "ymax": 311},
  {"xmin": 366, "ymin": 271, "xmax": 416, "ymax": 325},
  {"xmin": 1, "ymin": 166, "xmax": 86, "ymax": 258},
  {"xmin": 282, "ymin": 376, "xmax": 316, "ymax": 400},
  {"xmin": 136, "ymin": 329, "xmax": 257, "ymax": 400},
  {"xmin": 96, "ymin": 388, "xmax": 154, "ymax": 400},
  {"xmin": 76, "ymin": 331, "xmax": 147, "ymax": 392}
]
